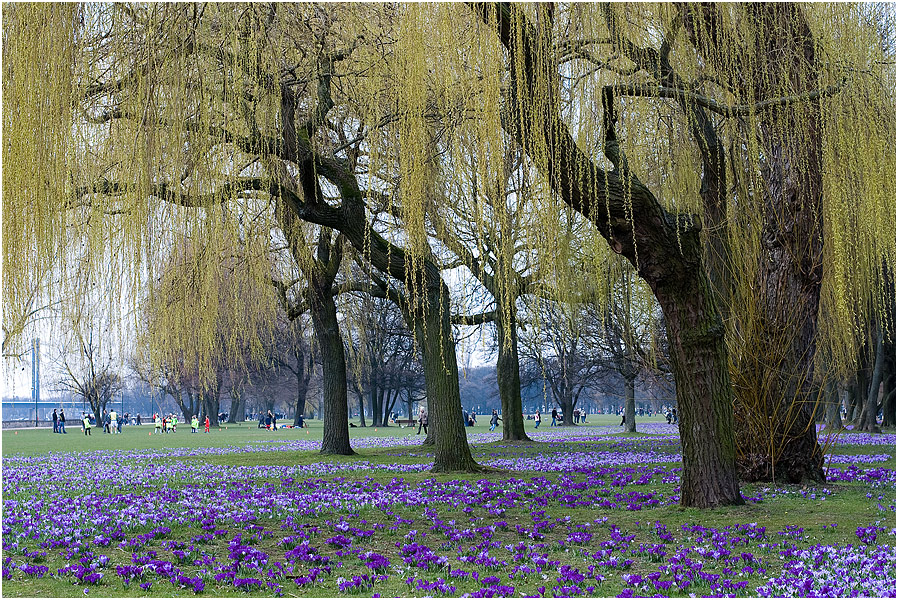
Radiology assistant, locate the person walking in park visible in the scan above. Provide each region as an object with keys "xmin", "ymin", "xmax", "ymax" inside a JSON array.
[
  {"xmin": 170, "ymin": 414, "xmax": 177, "ymax": 433},
  {"xmin": 417, "ymin": 410, "xmax": 428, "ymax": 435},
  {"xmin": 574, "ymin": 408, "xmax": 580, "ymax": 424},
  {"xmin": 534, "ymin": 410, "xmax": 541, "ymax": 429},
  {"xmin": 551, "ymin": 408, "xmax": 558, "ymax": 427},
  {"xmin": 52, "ymin": 409, "xmax": 59, "ymax": 433},
  {"xmin": 58, "ymin": 409, "xmax": 67, "ymax": 433},
  {"xmin": 191, "ymin": 415, "xmax": 199, "ymax": 433},
  {"xmin": 416, "ymin": 407, "xmax": 426, "ymax": 435},
  {"xmin": 102, "ymin": 410, "xmax": 110, "ymax": 434},
  {"xmin": 620, "ymin": 412, "xmax": 626, "ymax": 428},
  {"xmin": 204, "ymin": 415, "xmax": 210, "ymax": 433},
  {"xmin": 82, "ymin": 413, "xmax": 92, "ymax": 435},
  {"xmin": 489, "ymin": 410, "xmax": 502, "ymax": 432},
  {"xmin": 109, "ymin": 409, "xmax": 118, "ymax": 434},
  {"xmin": 136, "ymin": 413, "xmax": 142, "ymax": 426},
  {"xmin": 154, "ymin": 414, "xmax": 162, "ymax": 434}
]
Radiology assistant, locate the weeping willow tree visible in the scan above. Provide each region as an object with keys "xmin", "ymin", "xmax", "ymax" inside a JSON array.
[
  {"xmin": 455, "ymin": 3, "xmax": 893, "ymax": 493},
  {"xmin": 4, "ymin": 3, "xmax": 893, "ymax": 504},
  {"xmin": 3, "ymin": 3, "xmax": 481, "ymax": 471},
  {"xmin": 140, "ymin": 228, "xmax": 275, "ymax": 426}
]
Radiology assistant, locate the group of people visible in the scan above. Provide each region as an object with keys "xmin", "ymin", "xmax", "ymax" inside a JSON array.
[
  {"xmin": 52, "ymin": 408, "xmax": 214, "ymax": 436},
  {"xmin": 258, "ymin": 410, "xmax": 280, "ymax": 430},
  {"xmin": 77, "ymin": 409, "xmax": 126, "ymax": 435},
  {"xmin": 155, "ymin": 413, "xmax": 210, "ymax": 433},
  {"xmin": 51, "ymin": 409, "xmax": 67, "ymax": 433}
]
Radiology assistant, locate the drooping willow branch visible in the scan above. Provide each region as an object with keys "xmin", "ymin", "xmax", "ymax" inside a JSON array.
[{"xmin": 603, "ymin": 79, "xmax": 847, "ymax": 118}]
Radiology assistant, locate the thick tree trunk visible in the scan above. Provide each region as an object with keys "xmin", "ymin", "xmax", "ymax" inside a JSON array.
[
  {"xmin": 227, "ymin": 380, "xmax": 246, "ymax": 424},
  {"xmin": 823, "ymin": 379, "xmax": 843, "ymax": 431},
  {"xmin": 226, "ymin": 393, "xmax": 245, "ymax": 424},
  {"xmin": 851, "ymin": 363, "xmax": 869, "ymax": 425},
  {"xmin": 292, "ymin": 352, "xmax": 311, "ymax": 427},
  {"xmin": 654, "ymin": 271, "xmax": 744, "ymax": 507},
  {"xmin": 560, "ymin": 386, "xmax": 575, "ymax": 426},
  {"xmin": 312, "ymin": 295, "xmax": 353, "ymax": 454},
  {"xmin": 624, "ymin": 375, "xmax": 637, "ymax": 433},
  {"xmin": 405, "ymin": 393, "xmax": 414, "ymax": 424},
  {"xmin": 861, "ymin": 326, "xmax": 884, "ymax": 433},
  {"xmin": 417, "ymin": 280, "xmax": 478, "ymax": 472},
  {"xmin": 355, "ymin": 387, "xmax": 367, "ymax": 427},
  {"xmin": 882, "ymin": 336, "xmax": 896, "ymax": 428},
  {"xmin": 201, "ymin": 372, "xmax": 222, "ymax": 426},
  {"xmin": 311, "ymin": 277, "xmax": 353, "ymax": 455},
  {"xmin": 495, "ymin": 308, "xmax": 530, "ymax": 441},
  {"xmin": 176, "ymin": 389, "xmax": 199, "ymax": 424},
  {"xmin": 729, "ymin": 4, "xmax": 826, "ymax": 485},
  {"xmin": 378, "ymin": 386, "xmax": 390, "ymax": 427},
  {"xmin": 304, "ymin": 231, "xmax": 354, "ymax": 456},
  {"xmin": 369, "ymin": 384, "xmax": 382, "ymax": 427},
  {"xmin": 382, "ymin": 387, "xmax": 399, "ymax": 427}
]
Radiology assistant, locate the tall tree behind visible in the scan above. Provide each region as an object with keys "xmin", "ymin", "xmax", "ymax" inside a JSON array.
[
  {"xmin": 60, "ymin": 325, "xmax": 123, "ymax": 427},
  {"xmin": 142, "ymin": 232, "xmax": 275, "ymax": 426}
]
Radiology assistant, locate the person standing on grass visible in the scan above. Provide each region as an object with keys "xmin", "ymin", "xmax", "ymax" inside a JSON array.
[
  {"xmin": 551, "ymin": 408, "xmax": 558, "ymax": 427},
  {"xmin": 534, "ymin": 410, "xmax": 541, "ymax": 429},
  {"xmin": 265, "ymin": 411, "xmax": 272, "ymax": 430},
  {"xmin": 154, "ymin": 413, "xmax": 162, "ymax": 434},
  {"xmin": 82, "ymin": 413, "xmax": 92, "ymax": 435},
  {"xmin": 191, "ymin": 415, "xmax": 199, "ymax": 433},
  {"xmin": 136, "ymin": 413, "xmax": 142, "ymax": 426},
  {"xmin": 297, "ymin": 414, "xmax": 305, "ymax": 428},
  {"xmin": 109, "ymin": 409, "xmax": 118, "ymax": 434},
  {"xmin": 489, "ymin": 410, "xmax": 501, "ymax": 432},
  {"xmin": 52, "ymin": 409, "xmax": 59, "ymax": 433},
  {"xmin": 204, "ymin": 415, "xmax": 210, "ymax": 433},
  {"xmin": 417, "ymin": 407, "xmax": 426, "ymax": 435},
  {"xmin": 171, "ymin": 414, "xmax": 178, "ymax": 433},
  {"xmin": 59, "ymin": 409, "xmax": 67, "ymax": 433}
]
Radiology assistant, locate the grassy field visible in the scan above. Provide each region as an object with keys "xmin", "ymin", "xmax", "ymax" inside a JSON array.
[
  {"xmin": 2, "ymin": 418, "xmax": 894, "ymax": 598},
  {"xmin": 1, "ymin": 414, "xmax": 659, "ymax": 456}
]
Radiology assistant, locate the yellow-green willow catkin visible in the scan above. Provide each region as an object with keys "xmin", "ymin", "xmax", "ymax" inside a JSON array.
[
  {"xmin": 2, "ymin": 4, "xmax": 78, "ymax": 355},
  {"xmin": 4, "ymin": 3, "xmax": 893, "ymax": 392}
]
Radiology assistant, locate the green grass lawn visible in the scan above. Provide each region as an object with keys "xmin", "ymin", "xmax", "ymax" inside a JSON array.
[
  {"xmin": 2, "ymin": 418, "xmax": 894, "ymax": 598},
  {"xmin": 1, "ymin": 413, "xmax": 660, "ymax": 457}
]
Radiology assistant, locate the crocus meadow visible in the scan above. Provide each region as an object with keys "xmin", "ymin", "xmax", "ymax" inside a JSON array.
[{"xmin": 2, "ymin": 424, "xmax": 894, "ymax": 597}]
